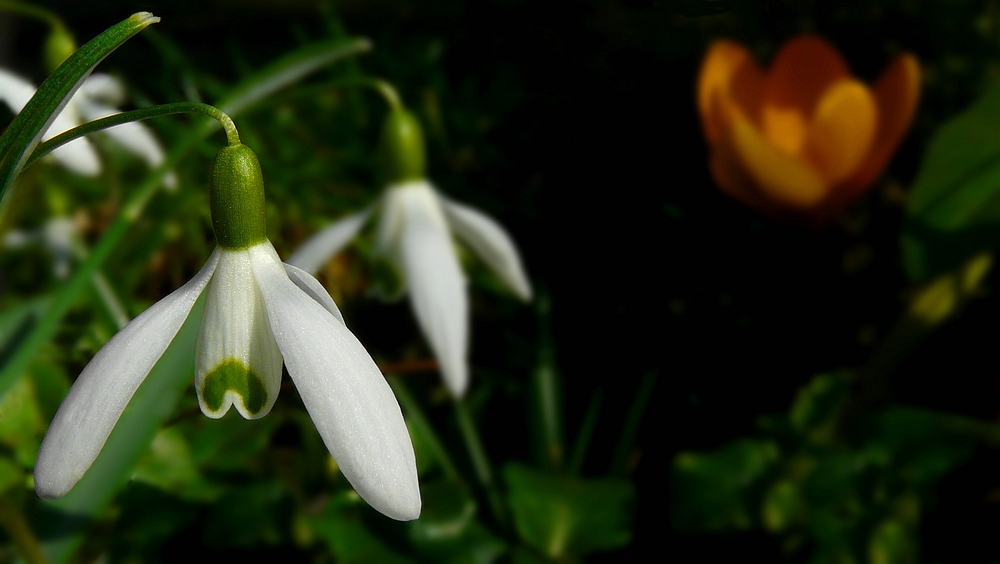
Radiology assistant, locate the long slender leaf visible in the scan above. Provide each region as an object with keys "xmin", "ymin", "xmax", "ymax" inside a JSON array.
[
  {"xmin": 34, "ymin": 299, "xmax": 203, "ymax": 563},
  {"xmin": 0, "ymin": 12, "xmax": 159, "ymax": 199}
]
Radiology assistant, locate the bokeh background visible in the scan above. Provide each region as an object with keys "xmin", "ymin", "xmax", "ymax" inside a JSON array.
[{"xmin": 9, "ymin": 0, "xmax": 1000, "ymax": 562}]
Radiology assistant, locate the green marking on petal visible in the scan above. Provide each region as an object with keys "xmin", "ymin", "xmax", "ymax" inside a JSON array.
[{"xmin": 201, "ymin": 358, "xmax": 268, "ymax": 416}]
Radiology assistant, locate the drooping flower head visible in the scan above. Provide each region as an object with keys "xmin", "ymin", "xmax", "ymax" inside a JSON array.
[
  {"xmin": 697, "ymin": 35, "xmax": 920, "ymax": 224},
  {"xmin": 288, "ymin": 107, "xmax": 532, "ymax": 398},
  {"xmin": 35, "ymin": 143, "xmax": 420, "ymax": 521}
]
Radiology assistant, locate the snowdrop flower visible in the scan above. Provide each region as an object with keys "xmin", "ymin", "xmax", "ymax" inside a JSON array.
[
  {"xmin": 34, "ymin": 143, "xmax": 420, "ymax": 521},
  {"xmin": 3, "ymin": 215, "xmax": 76, "ymax": 279},
  {"xmin": 0, "ymin": 69, "xmax": 176, "ymax": 188},
  {"xmin": 288, "ymin": 109, "xmax": 532, "ymax": 397}
]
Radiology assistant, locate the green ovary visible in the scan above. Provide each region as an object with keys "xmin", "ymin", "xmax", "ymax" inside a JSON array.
[{"xmin": 201, "ymin": 358, "xmax": 268, "ymax": 415}]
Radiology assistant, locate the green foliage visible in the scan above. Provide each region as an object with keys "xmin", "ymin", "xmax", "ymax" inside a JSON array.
[
  {"xmin": 504, "ymin": 463, "xmax": 635, "ymax": 558},
  {"xmin": 671, "ymin": 371, "xmax": 994, "ymax": 563},
  {"xmin": 904, "ymin": 78, "xmax": 1000, "ymax": 281}
]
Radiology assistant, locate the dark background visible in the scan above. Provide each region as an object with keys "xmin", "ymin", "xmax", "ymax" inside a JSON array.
[{"xmin": 8, "ymin": 0, "xmax": 1000, "ymax": 560}]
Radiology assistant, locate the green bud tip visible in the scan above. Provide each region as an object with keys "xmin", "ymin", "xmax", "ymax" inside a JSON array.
[
  {"xmin": 43, "ymin": 26, "xmax": 76, "ymax": 71},
  {"xmin": 380, "ymin": 108, "xmax": 426, "ymax": 184},
  {"xmin": 209, "ymin": 144, "xmax": 267, "ymax": 250}
]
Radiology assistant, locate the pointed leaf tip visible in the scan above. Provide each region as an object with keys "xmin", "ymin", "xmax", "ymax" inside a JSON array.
[{"xmin": 130, "ymin": 12, "xmax": 160, "ymax": 26}]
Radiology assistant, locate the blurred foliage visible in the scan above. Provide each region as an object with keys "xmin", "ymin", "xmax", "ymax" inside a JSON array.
[{"xmin": 673, "ymin": 370, "xmax": 1000, "ymax": 563}]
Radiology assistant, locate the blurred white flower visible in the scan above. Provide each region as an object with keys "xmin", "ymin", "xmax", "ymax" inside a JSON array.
[
  {"xmin": 288, "ymin": 180, "xmax": 532, "ymax": 397},
  {"xmin": 3, "ymin": 215, "xmax": 76, "ymax": 279},
  {"xmin": 35, "ymin": 239, "xmax": 421, "ymax": 521},
  {"xmin": 0, "ymin": 69, "xmax": 176, "ymax": 187}
]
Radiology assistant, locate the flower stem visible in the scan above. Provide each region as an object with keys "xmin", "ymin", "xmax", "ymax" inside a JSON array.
[
  {"xmin": 454, "ymin": 398, "xmax": 507, "ymax": 526},
  {"xmin": 0, "ymin": 493, "xmax": 46, "ymax": 564},
  {"xmin": 0, "ymin": 0, "xmax": 64, "ymax": 29},
  {"xmin": 72, "ymin": 240, "xmax": 129, "ymax": 330},
  {"xmin": 25, "ymin": 102, "xmax": 240, "ymax": 171},
  {"xmin": 387, "ymin": 376, "xmax": 462, "ymax": 483},
  {"xmin": 242, "ymin": 76, "xmax": 404, "ymax": 116},
  {"xmin": 610, "ymin": 371, "xmax": 657, "ymax": 477},
  {"xmin": 568, "ymin": 387, "xmax": 603, "ymax": 476}
]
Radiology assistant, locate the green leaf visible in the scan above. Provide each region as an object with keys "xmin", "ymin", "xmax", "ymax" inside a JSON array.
[
  {"xmin": 789, "ymin": 372, "xmax": 852, "ymax": 443},
  {"xmin": 217, "ymin": 37, "xmax": 372, "ymax": 117},
  {"xmin": 903, "ymin": 78, "xmax": 1000, "ymax": 281},
  {"xmin": 35, "ymin": 297, "xmax": 204, "ymax": 564},
  {"xmin": 131, "ymin": 427, "xmax": 221, "ymax": 502},
  {"xmin": 867, "ymin": 519, "xmax": 918, "ymax": 564},
  {"xmin": 203, "ymin": 481, "xmax": 291, "ymax": 549},
  {"xmin": 312, "ymin": 492, "xmax": 414, "ymax": 564},
  {"xmin": 671, "ymin": 439, "xmax": 779, "ymax": 533},
  {"xmin": 0, "ymin": 12, "xmax": 159, "ymax": 199},
  {"xmin": 408, "ymin": 480, "xmax": 507, "ymax": 564},
  {"xmin": 504, "ymin": 463, "xmax": 635, "ymax": 558}
]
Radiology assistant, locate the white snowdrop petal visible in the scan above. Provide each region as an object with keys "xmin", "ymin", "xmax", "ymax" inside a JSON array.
[
  {"xmin": 440, "ymin": 195, "xmax": 533, "ymax": 301},
  {"xmin": 34, "ymin": 249, "xmax": 222, "ymax": 499},
  {"xmin": 0, "ymin": 69, "xmax": 37, "ymax": 114},
  {"xmin": 250, "ymin": 241, "xmax": 420, "ymax": 521},
  {"xmin": 396, "ymin": 185, "xmax": 469, "ymax": 397},
  {"xmin": 195, "ymin": 249, "xmax": 283, "ymax": 420},
  {"xmin": 75, "ymin": 100, "xmax": 175, "ymax": 188},
  {"xmin": 286, "ymin": 208, "xmax": 371, "ymax": 275},
  {"xmin": 46, "ymin": 94, "xmax": 101, "ymax": 176},
  {"xmin": 77, "ymin": 73, "xmax": 126, "ymax": 106},
  {"xmin": 283, "ymin": 262, "xmax": 345, "ymax": 325}
]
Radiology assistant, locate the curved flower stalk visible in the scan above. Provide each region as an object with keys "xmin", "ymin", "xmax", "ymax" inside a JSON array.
[
  {"xmin": 0, "ymin": 70, "xmax": 177, "ymax": 188},
  {"xmin": 34, "ymin": 143, "xmax": 420, "ymax": 521},
  {"xmin": 697, "ymin": 35, "xmax": 920, "ymax": 224},
  {"xmin": 288, "ymin": 109, "xmax": 532, "ymax": 398}
]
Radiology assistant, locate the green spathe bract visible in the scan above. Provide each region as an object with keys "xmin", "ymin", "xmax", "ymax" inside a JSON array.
[
  {"xmin": 201, "ymin": 358, "xmax": 268, "ymax": 415},
  {"xmin": 380, "ymin": 108, "xmax": 426, "ymax": 184},
  {"xmin": 210, "ymin": 143, "xmax": 267, "ymax": 250}
]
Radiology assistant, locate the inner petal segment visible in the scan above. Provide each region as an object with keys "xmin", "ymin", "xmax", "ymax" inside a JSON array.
[
  {"xmin": 196, "ymin": 248, "xmax": 283, "ymax": 419},
  {"xmin": 201, "ymin": 358, "xmax": 268, "ymax": 415}
]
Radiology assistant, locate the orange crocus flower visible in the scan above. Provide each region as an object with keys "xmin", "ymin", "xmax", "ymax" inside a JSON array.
[{"xmin": 697, "ymin": 36, "xmax": 920, "ymax": 223}]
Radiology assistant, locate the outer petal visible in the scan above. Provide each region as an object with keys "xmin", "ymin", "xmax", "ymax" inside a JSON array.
[
  {"xmin": 761, "ymin": 36, "xmax": 850, "ymax": 156},
  {"xmin": 34, "ymin": 249, "xmax": 222, "ymax": 498},
  {"xmin": 0, "ymin": 69, "xmax": 100, "ymax": 176},
  {"xmin": 46, "ymin": 100, "xmax": 102, "ymax": 177},
  {"xmin": 195, "ymin": 249, "xmax": 283, "ymax": 420},
  {"xmin": 696, "ymin": 40, "xmax": 765, "ymax": 144},
  {"xmin": 284, "ymin": 262, "xmax": 345, "ymax": 324},
  {"xmin": 285, "ymin": 208, "xmax": 371, "ymax": 275},
  {"xmin": 393, "ymin": 183, "xmax": 469, "ymax": 397},
  {"xmin": 249, "ymin": 242, "xmax": 420, "ymax": 521},
  {"xmin": 77, "ymin": 73, "xmax": 126, "ymax": 106},
  {"xmin": 842, "ymin": 52, "xmax": 921, "ymax": 197},
  {"xmin": 0, "ymin": 68, "xmax": 37, "ymax": 115},
  {"xmin": 801, "ymin": 79, "xmax": 877, "ymax": 184},
  {"xmin": 439, "ymin": 194, "xmax": 532, "ymax": 301},
  {"xmin": 74, "ymin": 99, "xmax": 177, "ymax": 189}
]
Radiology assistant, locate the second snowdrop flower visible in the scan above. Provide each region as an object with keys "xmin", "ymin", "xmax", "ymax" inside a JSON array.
[{"xmin": 288, "ymin": 109, "xmax": 532, "ymax": 398}]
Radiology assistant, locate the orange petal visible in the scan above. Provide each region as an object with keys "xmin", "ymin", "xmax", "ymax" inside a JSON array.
[
  {"xmin": 801, "ymin": 79, "xmax": 877, "ymax": 184},
  {"xmin": 761, "ymin": 36, "xmax": 851, "ymax": 155},
  {"xmin": 697, "ymin": 40, "xmax": 764, "ymax": 144},
  {"xmin": 843, "ymin": 52, "xmax": 921, "ymax": 195},
  {"xmin": 726, "ymin": 118, "xmax": 828, "ymax": 210}
]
